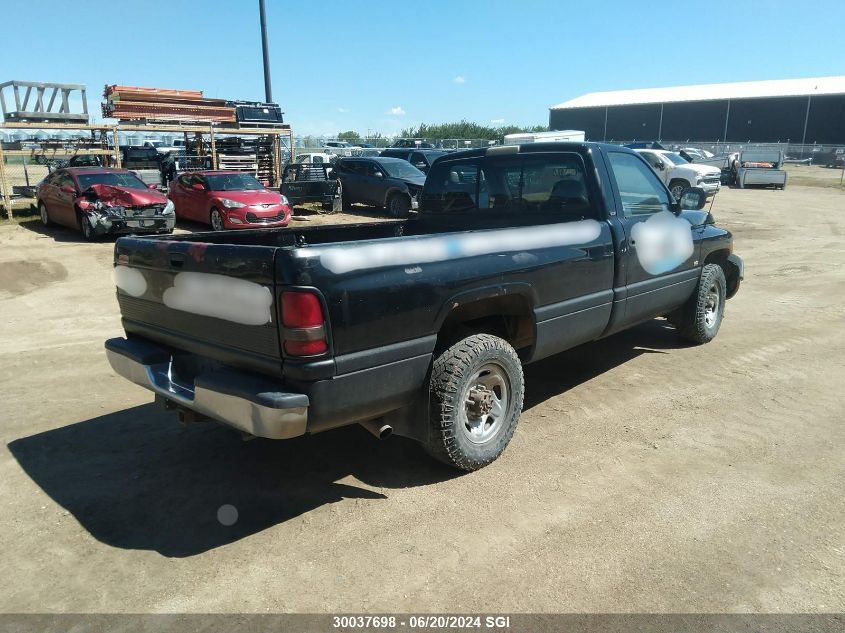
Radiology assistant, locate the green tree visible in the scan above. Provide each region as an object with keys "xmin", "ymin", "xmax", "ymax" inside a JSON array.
[
  {"xmin": 399, "ymin": 120, "xmax": 547, "ymax": 142},
  {"xmin": 337, "ymin": 130, "xmax": 361, "ymax": 141}
]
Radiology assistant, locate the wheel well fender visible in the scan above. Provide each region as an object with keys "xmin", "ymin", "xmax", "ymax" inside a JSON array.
[
  {"xmin": 703, "ymin": 248, "xmax": 741, "ymax": 298},
  {"xmin": 434, "ymin": 284, "xmax": 538, "ymax": 356},
  {"xmin": 383, "ymin": 187, "xmax": 409, "ymax": 206}
]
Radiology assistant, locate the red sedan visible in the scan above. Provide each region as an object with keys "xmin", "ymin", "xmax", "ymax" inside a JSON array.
[
  {"xmin": 36, "ymin": 167, "xmax": 175, "ymax": 240},
  {"xmin": 168, "ymin": 171, "xmax": 291, "ymax": 230}
]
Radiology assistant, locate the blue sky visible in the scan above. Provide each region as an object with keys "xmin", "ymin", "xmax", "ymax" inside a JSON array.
[{"xmin": 4, "ymin": 0, "xmax": 844, "ymax": 137}]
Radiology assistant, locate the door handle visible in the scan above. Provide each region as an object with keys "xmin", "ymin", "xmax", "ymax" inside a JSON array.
[{"xmin": 169, "ymin": 253, "xmax": 186, "ymax": 269}]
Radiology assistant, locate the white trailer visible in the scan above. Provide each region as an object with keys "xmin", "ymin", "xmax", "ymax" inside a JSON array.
[
  {"xmin": 503, "ymin": 130, "xmax": 585, "ymax": 145},
  {"xmin": 737, "ymin": 150, "xmax": 788, "ymax": 190}
]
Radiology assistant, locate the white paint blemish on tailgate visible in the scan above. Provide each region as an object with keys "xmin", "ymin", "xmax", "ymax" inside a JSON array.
[
  {"xmin": 113, "ymin": 265, "xmax": 147, "ymax": 298},
  {"xmin": 162, "ymin": 272, "xmax": 273, "ymax": 326}
]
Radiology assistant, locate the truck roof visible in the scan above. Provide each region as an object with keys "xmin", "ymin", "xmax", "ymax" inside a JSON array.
[{"xmin": 436, "ymin": 141, "xmax": 633, "ymax": 160}]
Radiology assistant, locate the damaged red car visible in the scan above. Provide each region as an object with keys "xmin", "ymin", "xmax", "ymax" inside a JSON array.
[
  {"xmin": 167, "ymin": 171, "xmax": 291, "ymax": 230},
  {"xmin": 37, "ymin": 168, "xmax": 175, "ymax": 241}
]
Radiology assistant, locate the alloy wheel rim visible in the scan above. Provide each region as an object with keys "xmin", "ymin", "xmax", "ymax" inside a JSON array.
[
  {"xmin": 211, "ymin": 210, "xmax": 224, "ymax": 230},
  {"xmin": 704, "ymin": 284, "xmax": 720, "ymax": 328},
  {"xmin": 460, "ymin": 363, "xmax": 510, "ymax": 445},
  {"xmin": 40, "ymin": 206, "xmax": 48, "ymax": 225}
]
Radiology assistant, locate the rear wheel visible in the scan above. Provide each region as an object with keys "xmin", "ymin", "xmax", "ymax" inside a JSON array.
[
  {"xmin": 39, "ymin": 202, "xmax": 53, "ymax": 227},
  {"xmin": 387, "ymin": 193, "xmax": 410, "ymax": 218},
  {"xmin": 210, "ymin": 207, "xmax": 225, "ymax": 231},
  {"xmin": 426, "ymin": 334, "xmax": 524, "ymax": 471}
]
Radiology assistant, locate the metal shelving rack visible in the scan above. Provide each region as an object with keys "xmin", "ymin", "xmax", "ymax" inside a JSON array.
[{"xmin": 0, "ymin": 122, "xmax": 293, "ymax": 220}]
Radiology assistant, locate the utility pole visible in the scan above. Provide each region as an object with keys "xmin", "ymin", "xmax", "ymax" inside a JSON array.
[{"xmin": 259, "ymin": 0, "xmax": 273, "ymax": 103}]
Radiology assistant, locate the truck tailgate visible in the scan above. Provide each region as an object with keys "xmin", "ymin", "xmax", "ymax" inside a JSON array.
[{"xmin": 113, "ymin": 236, "xmax": 283, "ymax": 377}]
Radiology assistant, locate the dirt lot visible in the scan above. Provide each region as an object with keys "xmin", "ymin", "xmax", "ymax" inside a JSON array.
[{"xmin": 1, "ymin": 182, "xmax": 843, "ymax": 613}]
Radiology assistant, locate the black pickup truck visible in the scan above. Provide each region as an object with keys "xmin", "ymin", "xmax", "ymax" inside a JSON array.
[
  {"xmin": 279, "ymin": 163, "xmax": 342, "ymax": 213},
  {"xmin": 105, "ymin": 143, "xmax": 743, "ymax": 471}
]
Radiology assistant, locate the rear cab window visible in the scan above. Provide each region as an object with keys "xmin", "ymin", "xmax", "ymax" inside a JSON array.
[{"xmin": 423, "ymin": 151, "xmax": 599, "ymax": 223}]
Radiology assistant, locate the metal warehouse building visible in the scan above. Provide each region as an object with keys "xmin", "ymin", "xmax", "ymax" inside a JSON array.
[{"xmin": 549, "ymin": 76, "xmax": 845, "ymax": 144}]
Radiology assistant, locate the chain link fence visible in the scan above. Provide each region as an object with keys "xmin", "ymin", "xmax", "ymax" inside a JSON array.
[
  {"xmin": 0, "ymin": 128, "xmax": 121, "ymax": 217},
  {"xmin": 611, "ymin": 139, "xmax": 844, "ymax": 164}
]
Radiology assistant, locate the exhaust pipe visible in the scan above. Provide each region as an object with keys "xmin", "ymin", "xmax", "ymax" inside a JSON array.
[{"xmin": 360, "ymin": 419, "xmax": 393, "ymax": 440}]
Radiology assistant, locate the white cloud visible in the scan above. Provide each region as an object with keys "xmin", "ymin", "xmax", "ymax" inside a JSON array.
[
  {"xmin": 386, "ymin": 106, "xmax": 406, "ymax": 116},
  {"xmin": 337, "ymin": 107, "xmax": 349, "ymax": 113},
  {"xmin": 490, "ymin": 118, "xmax": 505, "ymax": 124},
  {"xmin": 453, "ymin": 76, "xmax": 467, "ymax": 84}
]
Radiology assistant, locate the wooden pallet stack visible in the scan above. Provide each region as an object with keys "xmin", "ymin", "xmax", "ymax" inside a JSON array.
[{"xmin": 102, "ymin": 85, "xmax": 236, "ymax": 124}]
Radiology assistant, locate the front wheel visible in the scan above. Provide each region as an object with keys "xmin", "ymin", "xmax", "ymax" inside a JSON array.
[
  {"xmin": 426, "ymin": 334, "xmax": 525, "ymax": 471},
  {"xmin": 78, "ymin": 211, "xmax": 97, "ymax": 241},
  {"xmin": 210, "ymin": 207, "xmax": 225, "ymax": 231},
  {"xmin": 675, "ymin": 264, "xmax": 726, "ymax": 344},
  {"xmin": 387, "ymin": 193, "xmax": 410, "ymax": 218}
]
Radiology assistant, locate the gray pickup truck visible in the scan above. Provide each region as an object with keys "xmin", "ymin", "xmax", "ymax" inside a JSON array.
[{"xmin": 105, "ymin": 142, "xmax": 743, "ymax": 470}]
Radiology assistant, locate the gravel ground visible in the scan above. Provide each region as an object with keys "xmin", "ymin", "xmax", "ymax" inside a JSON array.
[{"xmin": 0, "ymin": 182, "xmax": 843, "ymax": 613}]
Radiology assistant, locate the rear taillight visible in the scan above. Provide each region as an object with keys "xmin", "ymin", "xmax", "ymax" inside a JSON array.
[{"xmin": 280, "ymin": 291, "xmax": 327, "ymax": 356}]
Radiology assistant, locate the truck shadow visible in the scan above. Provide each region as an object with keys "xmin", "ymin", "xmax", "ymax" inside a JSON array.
[
  {"xmin": 8, "ymin": 407, "xmax": 455, "ymax": 558},
  {"xmin": 8, "ymin": 319, "xmax": 688, "ymax": 558},
  {"xmin": 523, "ymin": 318, "xmax": 686, "ymax": 409}
]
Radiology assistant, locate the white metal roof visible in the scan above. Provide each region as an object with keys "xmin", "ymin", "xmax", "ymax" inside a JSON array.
[{"xmin": 551, "ymin": 76, "xmax": 845, "ymax": 110}]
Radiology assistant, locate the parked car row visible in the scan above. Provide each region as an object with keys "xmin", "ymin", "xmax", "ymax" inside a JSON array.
[
  {"xmin": 36, "ymin": 167, "xmax": 291, "ymax": 239},
  {"xmin": 37, "ymin": 138, "xmax": 785, "ymax": 242}
]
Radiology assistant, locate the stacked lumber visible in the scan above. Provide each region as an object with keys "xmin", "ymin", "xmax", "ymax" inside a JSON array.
[{"xmin": 102, "ymin": 85, "xmax": 235, "ymax": 124}]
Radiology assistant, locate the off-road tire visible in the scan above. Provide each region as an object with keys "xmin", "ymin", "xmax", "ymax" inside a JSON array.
[
  {"xmin": 39, "ymin": 202, "xmax": 53, "ymax": 227},
  {"xmin": 676, "ymin": 264, "xmax": 726, "ymax": 344},
  {"xmin": 387, "ymin": 193, "xmax": 410, "ymax": 218},
  {"xmin": 668, "ymin": 179, "xmax": 689, "ymax": 202},
  {"xmin": 426, "ymin": 334, "xmax": 524, "ymax": 471}
]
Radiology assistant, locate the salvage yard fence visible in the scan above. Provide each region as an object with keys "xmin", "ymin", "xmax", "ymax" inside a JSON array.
[
  {"xmin": 298, "ymin": 137, "xmax": 843, "ymax": 160},
  {"xmin": 609, "ymin": 139, "xmax": 843, "ymax": 161}
]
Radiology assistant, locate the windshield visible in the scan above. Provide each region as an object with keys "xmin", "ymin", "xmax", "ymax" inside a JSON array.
[
  {"xmin": 205, "ymin": 174, "xmax": 265, "ymax": 191},
  {"xmin": 380, "ymin": 160, "xmax": 424, "ymax": 179},
  {"xmin": 77, "ymin": 172, "xmax": 148, "ymax": 191},
  {"xmin": 663, "ymin": 152, "xmax": 689, "ymax": 165}
]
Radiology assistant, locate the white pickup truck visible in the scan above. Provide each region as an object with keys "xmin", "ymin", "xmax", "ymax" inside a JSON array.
[{"xmin": 635, "ymin": 149, "xmax": 722, "ymax": 200}]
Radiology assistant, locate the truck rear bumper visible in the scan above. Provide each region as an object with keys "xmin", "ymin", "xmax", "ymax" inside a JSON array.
[{"xmin": 104, "ymin": 337, "xmax": 308, "ymax": 439}]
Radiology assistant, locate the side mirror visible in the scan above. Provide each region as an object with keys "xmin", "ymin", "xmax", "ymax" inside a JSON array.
[
  {"xmin": 147, "ymin": 183, "xmax": 159, "ymax": 190},
  {"xmin": 191, "ymin": 183, "xmax": 205, "ymax": 191},
  {"xmin": 656, "ymin": 161, "xmax": 666, "ymax": 171},
  {"xmin": 373, "ymin": 171, "xmax": 384, "ymax": 178},
  {"xmin": 679, "ymin": 187, "xmax": 707, "ymax": 211},
  {"xmin": 60, "ymin": 185, "xmax": 76, "ymax": 194}
]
